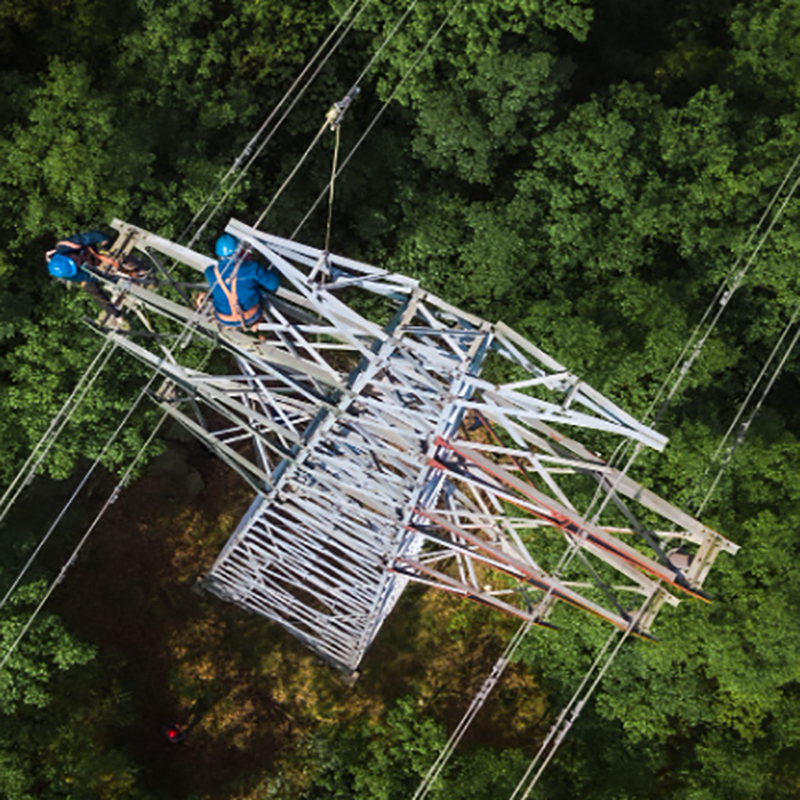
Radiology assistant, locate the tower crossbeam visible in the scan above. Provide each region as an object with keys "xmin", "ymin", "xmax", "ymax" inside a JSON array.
[{"xmin": 98, "ymin": 219, "xmax": 738, "ymax": 673}]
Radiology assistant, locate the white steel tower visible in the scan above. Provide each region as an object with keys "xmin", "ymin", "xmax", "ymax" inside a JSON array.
[{"xmin": 96, "ymin": 219, "xmax": 738, "ymax": 673}]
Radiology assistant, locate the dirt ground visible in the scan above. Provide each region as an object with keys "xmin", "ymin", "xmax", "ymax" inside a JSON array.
[{"xmin": 41, "ymin": 437, "xmax": 546, "ymax": 798}]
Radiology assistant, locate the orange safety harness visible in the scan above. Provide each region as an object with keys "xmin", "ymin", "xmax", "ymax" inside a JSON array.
[
  {"xmin": 212, "ymin": 261, "xmax": 260, "ymax": 328},
  {"xmin": 45, "ymin": 240, "xmax": 123, "ymax": 274}
]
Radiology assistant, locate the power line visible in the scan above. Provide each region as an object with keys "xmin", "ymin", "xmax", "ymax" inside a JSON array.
[
  {"xmin": 292, "ymin": 0, "xmax": 465, "ymax": 240},
  {"xmin": 254, "ymin": 0, "xmax": 423, "ymax": 231},
  {"xmin": 0, "ymin": 0, "xmax": 372, "ymax": 553},
  {"xmin": 0, "ymin": 398, "xmax": 171, "ymax": 673},
  {"xmin": 508, "ymin": 593, "xmax": 655, "ymax": 800},
  {"xmin": 0, "ymin": 0, "xmax": 434, "ymax": 672},
  {"xmin": 411, "ymin": 152, "xmax": 800, "ymax": 797},
  {"xmin": 0, "ymin": 338, "xmax": 118, "ymax": 529},
  {"xmin": 413, "ymin": 619, "xmax": 534, "ymax": 800},
  {"xmin": 180, "ymin": 0, "xmax": 371, "ymax": 247}
]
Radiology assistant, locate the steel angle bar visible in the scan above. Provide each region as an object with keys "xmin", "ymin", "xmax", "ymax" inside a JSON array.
[
  {"xmin": 217, "ymin": 542, "xmax": 379, "ymax": 615},
  {"xmin": 363, "ymin": 376, "xmax": 447, "ymax": 416},
  {"xmin": 111, "ymin": 219, "xmax": 216, "ymax": 274},
  {"xmin": 443, "ymin": 486, "xmax": 542, "ymax": 571},
  {"xmin": 264, "ymin": 303, "xmax": 340, "ymax": 377},
  {"xmin": 261, "ymin": 500, "xmax": 392, "ymax": 569},
  {"xmin": 433, "ymin": 441, "xmax": 684, "ymax": 592},
  {"xmin": 411, "ymin": 513, "xmax": 634, "ymax": 628},
  {"xmin": 494, "ymin": 323, "xmax": 569, "ymax": 375},
  {"xmin": 529, "ymin": 420, "xmax": 735, "ymax": 554},
  {"xmin": 156, "ymin": 402, "xmax": 272, "ymax": 494},
  {"xmin": 208, "ymin": 581, "xmax": 361, "ymax": 666},
  {"xmin": 412, "ymin": 291, "xmax": 488, "ymax": 331},
  {"xmin": 316, "ymin": 451, "xmax": 419, "ymax": 492},
  {"xmin": 229, "ymin": 220, "xmax": 419, "ymax": 287},
  {"xmin": 287, "ymin": 486, "xmax": 402, "ymax": 548},
  {"xmin": 392, "ymin": 557, "xmax": 556, "ymax": 624},
  {"xmin": 244, "ymin": 241, "xmax": 390, "ymax": 346},
  {"xmin": 231, "ymin": 545, "xmax": 378, "ymax": 609},
  {"xmin": 500, "ymin": 372, "xmax": 577, "ymax": 393},
  {"xmin": 468, "ymin": 391, "xmax": 663, "ymax": 447}
]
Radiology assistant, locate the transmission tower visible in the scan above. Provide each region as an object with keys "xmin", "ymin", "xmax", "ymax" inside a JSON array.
[{"xmin": 97, "ymin": 219, "xmax": 738, "ymax": 674}]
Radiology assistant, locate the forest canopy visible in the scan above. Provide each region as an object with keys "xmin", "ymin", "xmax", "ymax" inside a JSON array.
[{"xmin": 1, "ymin": 0, "xmax": 799, "ymax": 798}]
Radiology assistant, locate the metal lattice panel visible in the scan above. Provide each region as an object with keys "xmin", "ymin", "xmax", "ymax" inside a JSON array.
[{"xmin": 100, "ymin": 219, "xmax": 738, "ymax": 672}]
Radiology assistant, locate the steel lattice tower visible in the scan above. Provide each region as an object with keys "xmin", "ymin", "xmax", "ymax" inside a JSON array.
[{"xmin": 98, "ymin": 219, "xmax": 738, "ymax": 673}]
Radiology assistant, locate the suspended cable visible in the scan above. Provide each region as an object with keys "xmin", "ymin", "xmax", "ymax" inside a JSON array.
[
  {"xmin": 0, "ymin": 400, "xmax": 171, "ymax": 673},
  {"xmin": 508, "ymin": 591, "xmax": 656, "ymax": 800},
  {"xmin": 192, "ymin": 0, "xmax": 377, "ymax": 245},
  {"xmin": 254, "ymin": 119, "xmax": 331, "ymax": 229},
  {"xmin": 0, "ymin": 338, "xmax": 118, "ymax": 529},
  {"xmin": 696, "ymin": 304, "xmax": 800, "ymax": 516},
  {"xmin": 644, "ymin": 152, "xmax": 800, "ymax": 427},
  {"xmin": 413, "ymin": 619, "xmax": 534, "ymax": 800},
  {"xmin": 180, "ymin": 0, "xmax": 371, "ymax": 247},
  {"xmin": 292, "ymin": 0, "xmax": 465, "ymax": 239},
  {"xmin": 0, "ymin": 0, "xmax": 419, "ymax": 623},
  {"xmin": 502, "ymin": 299, "xmax": 800, "ymax": 800},
  {"xmin": 412, "ymin": 151, "xmax": 800, "ymax": 797},
  {"xmin": 255, "ymin": 0, "xmax": 424, "ymax": 232}
]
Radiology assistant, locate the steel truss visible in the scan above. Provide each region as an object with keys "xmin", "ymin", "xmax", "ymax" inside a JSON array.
[{"xmin": 100, "ymin": 218, "xmax": 738, "ymax": 673}]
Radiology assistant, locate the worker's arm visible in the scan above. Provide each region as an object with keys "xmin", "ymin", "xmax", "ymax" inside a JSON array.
[
  {"xmin": 251, "ymin": 262, "xmax": 280, "ymax": 294},
  {"xmin": 67, "ymin": 230, "xmax": 111, "ymax": 248}
]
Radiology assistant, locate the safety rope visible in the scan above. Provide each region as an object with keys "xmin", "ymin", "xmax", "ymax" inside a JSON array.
[
  {"xmin": 181, "ymin": 0, "xmax": 371, "ymax": 247},
  {"xmin": 324, "ymin": 125, "xmax": 342, "ymax": 256},
  {"xmin": 0, "ymin": 0, "xmax": 431, "ymax": 671},
  {"xmin": 292, "ymin": 0, "xmax": 465, "ymax": 239}
]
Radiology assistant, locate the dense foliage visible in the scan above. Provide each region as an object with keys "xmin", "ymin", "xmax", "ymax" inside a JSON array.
[{"xmin": 1, "ymin": 0, "xmax": 799, "ymax": 797}]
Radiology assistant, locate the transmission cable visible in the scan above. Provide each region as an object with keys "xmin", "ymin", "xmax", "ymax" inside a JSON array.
[
  {"xmin": 254, "ymin": 0, "xmax": 424, "ymax": 231},
  {"xmin": 505, "ymin": 293, "xmax": 800, "ymax": 799},
  {"xmin": 0, "ymin": 0, "xmax": 376, "ymax": 560},
  {"xmin": 0, "ymin": 338, "xmax": 118, "ymax": 528},
  {"xmin": 0, "ymin": 392, "xmax": 172, "ymax": 672},
  {"xmin": 589, "ymin": 155, "xmax": 800, "ymax": 515},
  {"xmin": 508, "ymin": 592, "xmax": 657, "ymax": 800},
  {"xmin": 695, "ymin": 302, "xmax": 800, "ymax": 516},
  {"xmin": 180, "ymin": 0, "xmax": 371, "ymax": 247},
  {"xmin": 292, "ymin": 0, "xmax": 464, "ymax": 240},
  {"xmin": 0, "ymin": 0, "xmax": 430, "ymax": 666},
  {"xmin": 412, "ymin": 152, "xmax": 800, "ymax": 796},
  {"xmin": 413, "ymin": 619, "xmax": 534, "ymax": 800}
]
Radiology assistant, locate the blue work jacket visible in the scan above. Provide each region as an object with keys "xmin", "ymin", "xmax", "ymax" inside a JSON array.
[
  {"xmin": 51, "ymin": 230, "xmax": 109, "ymax": 282},
  {"xmin": 204, "ymin": 257, "xmax": 280, "ymax": 327}
]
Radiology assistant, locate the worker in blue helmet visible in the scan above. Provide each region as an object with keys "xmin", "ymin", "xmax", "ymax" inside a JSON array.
[
  {"xmin": 204, "ymin": 234, "xmax": 280, "ymax": 328},
  {"xmin": 46, "ymin": 230, "xmax": 123, "ymax": 322}
]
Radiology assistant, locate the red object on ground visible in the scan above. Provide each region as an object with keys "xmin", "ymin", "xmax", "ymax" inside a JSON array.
[{"xmin": 165, "ymin": 724, "xmax": 186, "ymax": 743}]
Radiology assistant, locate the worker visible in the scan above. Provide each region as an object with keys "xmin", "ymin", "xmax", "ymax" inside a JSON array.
[
  {"xmin": 46, "ymin": 230, "xmax": 125, "ymax": 323},
  {"xmin": 204, "ymin": 234, "xmax": 280, "ymax": 329}
]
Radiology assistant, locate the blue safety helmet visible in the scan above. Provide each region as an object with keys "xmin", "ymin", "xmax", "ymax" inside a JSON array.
[
  {"xmin": 215, "ymin": 234, "xmax": 238, "ymax": 259},
  {"xmin": 48, "ymin": 253, "xmax": 78, "ymax": 279}
]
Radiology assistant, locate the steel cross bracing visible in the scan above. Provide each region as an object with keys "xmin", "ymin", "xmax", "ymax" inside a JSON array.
[{"xmin": 99, "ymin": 219, "xmax": 738, "ymax": 673}]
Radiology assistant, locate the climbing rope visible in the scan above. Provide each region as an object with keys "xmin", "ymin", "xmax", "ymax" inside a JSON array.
[{"xmin": 292, "ymin": 0, "xmax": 465, "ymax": 239}]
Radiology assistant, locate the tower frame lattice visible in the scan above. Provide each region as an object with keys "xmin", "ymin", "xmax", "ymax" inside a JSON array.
[{"xmin": 99, "ymin": 219, "xmax": 738, "ymax": 673}]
